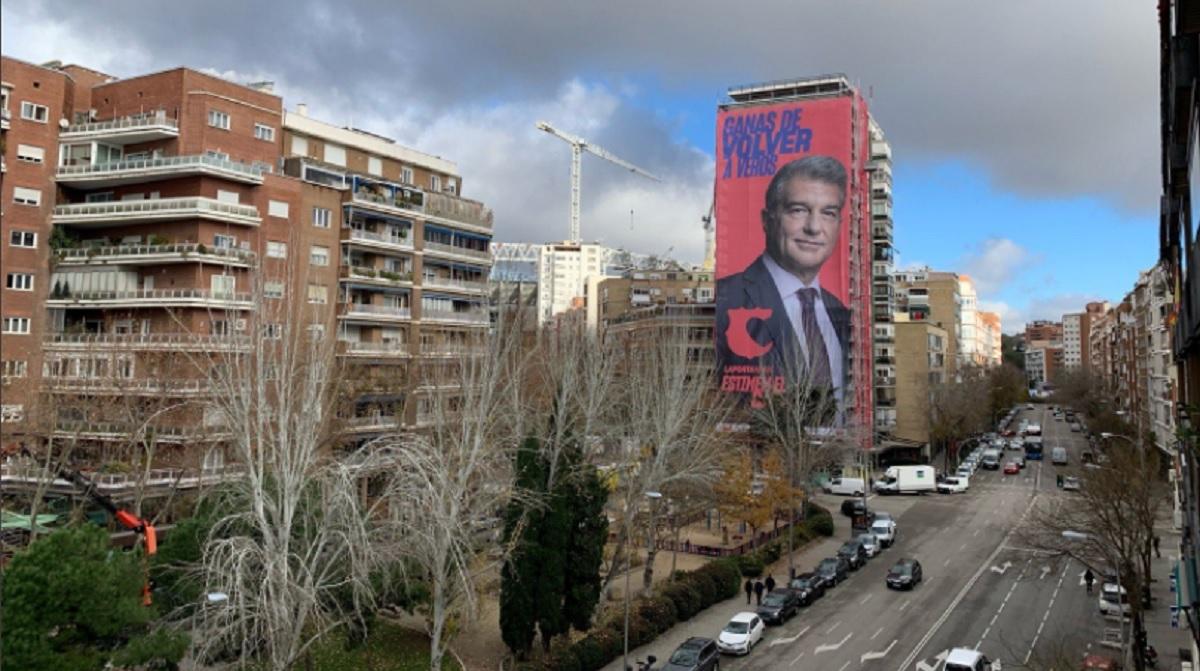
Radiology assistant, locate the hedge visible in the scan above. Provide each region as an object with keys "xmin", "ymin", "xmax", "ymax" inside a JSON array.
[{"xmin": 533, "ymin": 503, "xmax": 831, "ymax": 671}]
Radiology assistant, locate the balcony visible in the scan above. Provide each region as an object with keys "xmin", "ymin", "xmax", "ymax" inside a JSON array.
[
  {"xmin": 343, "ymin": 414, "xmax": 403, "ymax": 433},
  {"xmin": 339, "ymin": 302, "xmax": 412, "ymax": 322},
  {"xmin": 44, "ymin": 332, "xmax": 251, "ymax": 351},
  {"xmin": 421, "ymin": 275, "xmax": 489, "ymax": 294},
  {"xmin": 422, "ymin": 241, "xmax": 491, "ymax": 263},
  {"xmin": 51, "ymin": 421, "xmax": 229, "ymax": 443},
  {"xmin": 56, "ymin": 154, "xmax": 267, "ymax": 188},
  {"xmin": 872, "ymin": 225, "xmax": 892, "ymax": 241},
  {"xmin": 338, "ymin": 340, "xmax": 410, "ymax": 357},
  {"xmin": 343, "ymin": 227, "xmax": 414, "ymax": 252},
  {"xmin": 420, "ymin": 308, "xmax": 489, "ymax": 325},
  {"xmin": 421, "ymin": 345, "xmax": 489, "ymax": 357},
  {"xmin": 46, "ymin": 288, "xmax": 254, "ymax": 310},
  {"xmin": 339, "ymin": 265, "xmax": 414, "ymax": 287},
  {"xmin": 44, "ymin": 377, "xmax": 211, "ymax": 396},
  {"xmin": 870, "ymin": 142, "xmax": 892, "ymax": 161},
  {"xmin": 875, "ymin": 355, "xmax": 895, "ymax": 364},
  {"xmin": 423, "ymin": 191, "xmax": 494, "ymax": 232},
  {"xmin": 1, "ymin": 461, "xmax": 244, "ymax": 498},
  {"xmin": 351, "ymin": 179, "xmax": 425, "ymax": 216},
  {"xmin": 871, "ymin": 181, "xmax": 892, "ymax": 199},
  {"xmin": 53, "ymin": 197, "xmax": 262, "ymax": 228},
  {"xmin": 55, "ymin": 242, "xmax": 256, "ymax": 268},
  {"xmin": 0, "ymin": 107, "xmax": 10, "ymax": 130},
  {"xmin": 59, "ymin": 111, "xmax": 179, "ymax": 145},
  {"xmin": 875, "ymin": 417, "xmax": 897, "ymax": 430}
]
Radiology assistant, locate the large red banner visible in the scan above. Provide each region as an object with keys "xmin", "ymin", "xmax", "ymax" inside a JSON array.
[{"xmin": 715, "ymin": 94, "xmax": 868, "ymax": 422}]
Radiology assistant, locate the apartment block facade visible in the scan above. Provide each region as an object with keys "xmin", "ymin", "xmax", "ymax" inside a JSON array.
[
  {"xmin": 868, "ymin": 117, "xmax": 897, "ymax": 436},
  {"xmin": 892, "ymin": 268, "xmax": 961, "ymax": 380},
  {"xmin": 977, "ymin": 310, "xmax": 1002, "ymax": 367},
  {"xmin": 0, "ymin": 57, "xmax": 491, "ymax": 471},
  {"xmin": 891, "ymin": 313, "xmax": 947, "ymax": 445}
]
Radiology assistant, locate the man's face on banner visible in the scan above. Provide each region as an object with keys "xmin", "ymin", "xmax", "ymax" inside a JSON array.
[{"xmin": 763, "ymin": 177, "xmax": 843, "ymax": 284}]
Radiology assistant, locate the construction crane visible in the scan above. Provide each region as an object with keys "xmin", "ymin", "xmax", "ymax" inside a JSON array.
[
  {"xmin": 701, "ymin": 196, "xmax": 715, "ymax": 272},
  {"xmin": 535, "ymin": 120, "xmax": 661, "ymax": 243}
]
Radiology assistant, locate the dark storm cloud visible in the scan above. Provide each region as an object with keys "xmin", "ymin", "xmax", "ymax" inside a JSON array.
[{"xmin": 2, "ymin": 0, "xmax": 1159, "ymax": 214}]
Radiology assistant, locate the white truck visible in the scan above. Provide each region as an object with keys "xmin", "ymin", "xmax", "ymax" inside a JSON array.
[{"xmin": 873, "ymin": 465, "xmax": 936, "ymax": 495}]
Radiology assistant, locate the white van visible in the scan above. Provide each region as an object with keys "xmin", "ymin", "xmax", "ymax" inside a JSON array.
[
  {"xmin": 1051, "ymin": 447, "xmax": 1068, "ymax": 465},
  {"xmin": 824, "ymin": 477, "xmax": 866, "ymax": 496}
]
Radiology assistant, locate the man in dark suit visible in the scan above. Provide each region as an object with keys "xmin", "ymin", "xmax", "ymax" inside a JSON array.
[{"xmin": 716, "ymin": 155, "xmax": 851, "ymax": 411}]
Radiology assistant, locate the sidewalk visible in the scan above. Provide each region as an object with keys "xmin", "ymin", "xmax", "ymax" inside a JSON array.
[
  {"xmin": 598, "ymin": 521, "xmax": 847, "ymax": 671},
  {"xmin": 1144, "ymin": 524, "xmax": 1194, "ymax": 670}
]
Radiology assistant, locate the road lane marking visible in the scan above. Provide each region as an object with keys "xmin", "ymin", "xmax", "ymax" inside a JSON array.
[
  {"xmin": 769, "ymin": 624, "xmax": 811, "ymax": 647},
  {"xmin": 815, "ymin": 632, "xmax": 852, "ymax": 654},
  {"xmin": 898, "ymin": 599, "xmax": 910, "ymax": 611},
  {"xmin": 861, "ymin": 593, "xmax": 874, "ymax": 605},
  {"xmin": 838, "ymin": 661, "xmax": 851, "ymax": 671},
  {"xmin": 1025, "ymin": 562, "xmax": 1070, "ymax": 664},
  {"xmin": 862, "ymin": 639, "xmax": 897, "ymax": 663},
  {"xmin": 790, "ymin": 651, "xmax": 805, "ymax": 666},
  {"xmin": 825, "ymin": 621, "xmax": 842, "ymax": 635},
  {"xmin": 973, "ymin": 529, "xmax": 981, "ymax": 537},
  {"xmin": 871, "ymin": 626, "xmax": 884, "ymax": 640},
  {"xmin": 960, "ymin": 543, "xmax": 968, "ymax": 552},
  {"xmin": 915, "ymin": 650, "xmax": 950, "ymax": 671},
  {"xmin": 943, "ymin": 558, "xmax": 952, "ymax": 567}
]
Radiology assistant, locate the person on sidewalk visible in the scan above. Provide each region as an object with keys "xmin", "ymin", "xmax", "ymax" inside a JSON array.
[
  {"xmin": 753, "ymin": 579, "xmax": 765, "ymax": 605},
  {"xmin": 1154, "ymin": 535, "xmax": 1161, "ymax": 558},
  {"xmin": 765, "ymin": 574, "xmax": 776, "ymax": 593},
  {"xmin": 744, "ymin": 579, "xmax": 753, "ymax": 604},
  {"xmin": 1084, "ymin": 568, "xmax": 1095, "ymax": 594}
]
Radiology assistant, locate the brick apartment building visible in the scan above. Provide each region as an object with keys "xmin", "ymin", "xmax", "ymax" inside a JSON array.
[{"xmin": 0, "ymin": 56, "xmax": 491, "ymax": 483}]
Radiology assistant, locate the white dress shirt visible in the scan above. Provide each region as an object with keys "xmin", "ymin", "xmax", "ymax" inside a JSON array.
[{"xmin": 762, "ymin": 254, "xmax": 844, "ymax": 402}]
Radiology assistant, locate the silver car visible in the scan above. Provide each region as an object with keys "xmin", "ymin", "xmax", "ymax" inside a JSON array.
[{"xmin": 856, "ymin": 533, "xmax": 881, "ymax": 557}]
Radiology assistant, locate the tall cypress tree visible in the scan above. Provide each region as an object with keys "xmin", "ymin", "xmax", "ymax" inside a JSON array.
[
  {"xmin": 499, "ymin": 436, "xmax": 543, "ymax": 658},
  {"xmin": 563, "ymin": 463, "xmax": 609, "ymax": 632}
]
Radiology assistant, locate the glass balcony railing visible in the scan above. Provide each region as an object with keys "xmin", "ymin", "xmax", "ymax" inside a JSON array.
[
  {"xmin": 46, "ymin": 288, "xmax": 253, "ymax": 304},
  {"xmin": 424, "ymin": 191, "xmax": 494, "ymax": 230},
  {"xmin": 341, "ymin": 303, "xmax": 412, "ymax": 319},
  {"xmin": 423, "ymin": 240, "xmax": 491, "ymax": 261},
  {"xmin": 56, "ymin": 242, "xmax": 256, "ymax": 265},
  {"xmin": 421, "ymin": 309, "xmax": 489, "ymax": 324},
  {"xmin": 44, "ymin": 332, "xmax": 251, "ymax": 350},
  {"xmin": 56, "ymin": 154, "xmax": 266, "ymax": 182},
  {"xmin": 346, "ymin": 228, "xmax": 413, "ymax": 249},
  {"xmin": 62, "ymin": 111, "xmax": 178, "ymax": 136},
  {"xmin": 53, "ymin": 196, "xmax": 262, "ymax": 224}
]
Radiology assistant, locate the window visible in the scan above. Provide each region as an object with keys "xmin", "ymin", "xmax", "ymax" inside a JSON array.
[
  {"xmin": 13, "ymin": 187, "xmax": 41, "ymax": 206},
  {"xmin": 291, "ymin": 136, "xmax": 308, "ymax": 155},
  {"xmin": 6, "ymin": 273, "xmax": 33, "ymax": 291},
  {"xmin": 446, "ymin": 178, "xmax": 457, "ymax": 195},
  {"xmin": 312, "ymin": 207, "xmax": 331, "ymax": 228},
  {"xmin": 3, "ymin": 317, "xmax": 31, "ymax": 334},
  {"xmin": 266, "ymin": 241, "xmax": 288, "ymax": 259},
  {"xmin": 216, "ymin": 189, "xmax": 240, "ymax": 204},
  {"xmin": 208, "ymin": 109, "xmax": 231, "ymax": 130},
  {"xmin": 214, "ymin": 234, "xmax": 236, "ymax": 249},
  {"xmin": 264, "ymin": 323, "xmax": 283, "ymax": 340},
  {"xmin": 211, "ymin": 275, "xmax": 236, "ymax": 297},
  {"xmin": 264, "ymin": 281, "xmax": 285, "ymax": 299},
  {"xmin": 401, "ymin": 166, "xmax": 414, "ymax": 185},
  {"xmin": 2, "ymin": 360, "xmax": 28, "ymax": 378},
  {"xmin": 254, "ymin": 123, "xmax": 275, "ymax": 141},
  {"xmin": 368, "ymin": 156, "xmax": 383, "ymax": 176},
  {"xmin": 10, "ymin": 231, "xmax": 36, "ymax": 248},
  {"xmin": 20, "ymin": 101, "xmax": 48, "ymax": 123},
  {"xmin": 307, "ymin": 284, "xmax": 328, "ymax": 304},
  {"xmin": 324, "ymin": 143, "xmax": 346, "ymax": 167},
  {"xmin": 16, "ymin": 144, "xmax": 44, "ymax": 163},
  {"xmin": 310, "ymin": 245, "xmax": 330, "ymax": 267},
  {"xmin": 85, "ymin": 192, "xmax": 115, "ymax": 203},
  {"xmin": 430, "ymin": 174, "xmax": 442, "ymax": 192},
  {"xmin": 205, "ymin": 150, "xmax": 230, "ymax": 161},
  {"xmin": 1, "ymin": 405, "xmax": 23, "ymax": 423},
  {"xmin": 268, "ymin": 200, "xmax": 290, "ymax": 218},
  {"xmin": 307, "ymin": 324, "xmax": 326, "ymax": 340},
  {"xmin": 211, "ymin": 320, "xmax": 232, "ymax": 336}
]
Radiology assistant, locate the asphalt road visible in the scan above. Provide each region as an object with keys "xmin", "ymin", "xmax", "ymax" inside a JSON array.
[{"xmin": 712, "ymin": 404, "xmax": 1119, "ymax": 671}]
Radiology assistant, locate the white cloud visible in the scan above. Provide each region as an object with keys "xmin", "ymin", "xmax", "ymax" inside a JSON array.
[
  {"xmin": 980, "ymin": 293, "xmax": 1108, "ymax": 335},
  {"xmin": 957, "ymin": 238, "xmax": 1039, "ymax": 297}
]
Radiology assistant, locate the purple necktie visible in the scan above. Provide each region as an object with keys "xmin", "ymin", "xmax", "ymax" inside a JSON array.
[{"xmin": 797, "ymin": 288, "xmax": 833, "ymax": 388}]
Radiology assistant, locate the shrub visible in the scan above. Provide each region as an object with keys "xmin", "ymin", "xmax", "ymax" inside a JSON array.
[
  {"xmin": 637, "ymin": 594, "xmax": 677, "ymax": 632},
  {"xmin": 706, "ymin": 559, "xmax": 742, "ymax": 600},
  {"xmin": 737, "ymin": 553, "xmax": 765, "ymax": 577},
  {"xmin": 761, "ymin": 539, "xmax": 782, "ymax": 564},
  {"xmin": 546, "ymin": 643, "xmax": 582, "ymax": 671},
  {"xmin": 683, "ymin": 569, "xmax": 718, "ymax": 608},
  {"xmin": 659, "ymin": 581, "xmax": 702, "ymax": 621},
  {"xmin": 808, "ymin": 514, "xmax": 834, "ymax": 537}
]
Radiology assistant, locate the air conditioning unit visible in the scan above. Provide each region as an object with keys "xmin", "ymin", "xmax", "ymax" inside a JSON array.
[{"xmin": 234, "ymin": 319, "xmax": 247, "ymax": 331}]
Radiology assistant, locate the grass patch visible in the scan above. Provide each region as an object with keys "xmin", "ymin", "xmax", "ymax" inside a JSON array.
[{"xmin": 307, "ymin": 620, "xmax": 462, "ymax": 671}]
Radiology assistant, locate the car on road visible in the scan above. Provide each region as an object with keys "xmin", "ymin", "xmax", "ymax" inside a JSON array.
[
  {"xmin": 717, "ymin": 612, "xmax": 764, "ymax": 655},
  {"xmin": 1004, "ymin": 461, "xmax": 1020, "ymax": 475},
  {"xmin": 1013, "ymin": 453, "xmax": 1026, "ymax": 468},
  {"xmin": 944, "ymin": 647, "xmax": 998, "ymax": 671},
  {"xmin": 856, "ymin": 533, "xmax": 882, "ymax": 557},
  {"xmin": 886, "ymin": 558, "xmax": 923, "ymax": 590},
  {"xmin": 824, "ymin": 476, "xmax": 866, "ymax": 496},
  {"xmin": 1081, "ymin": 653, "xmax": 1121, "ymax": 670},
  {"xmin": 1052, "ymin": 446, "xmax": 1069, "ymax": 465},
  {"xmin": 838, "ymin": 540, "xmax": 867, "ymax": 570},
  {"xmin": 1063, "ymin": 476, "xmax": 1081, "ymax": 491},
  {"xmin": 788, "ymin": 572, "xmax": 827, "ymax": 605},
  {"xmin": 840, "ymin": 499, "xmax": 874, "ymax": 523},
  {"xmin": 1071, "ymin": 422, "xmax": 1083, "ymax": 432},
  {"xmin": 663, "ymin": 637, "xmax": 720, "ymax": 671},
  {"xmin": 1098, "ymin": 582, "xmax": 1130, "ymax": 616},
  {"xmin": 757, "ymin": 588, "xmax": 800, "ymax": 625},
  {"xmin": 816, "ymin": 557, "xmax": 850, "ymax": 586},
  {"xmin": 1026, "ymin": 403, "xmax": 1035, "ymax": 409},
  {"xmin": 956, "ymin": 465, "xmax": 974, "ymax": 480},
  {"xmin": 938, "ymin": 476, "xmax": 968, "ymax": 494}
]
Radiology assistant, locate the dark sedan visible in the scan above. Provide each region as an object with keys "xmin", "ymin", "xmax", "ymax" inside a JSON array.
[
  {"xmin": 886, "ymin": 558, "xmax": 923, "ymax": 590},
  {"xmin": 788, "ymin": 572, "xmax": 827, "ymax": 606},
  {"xmin": 757, "ymin": 588, "xmax": 800, "ymax": 625},
  {"xmin": 815, "ymin": 557, "xmax": 850, "ymax": 586},
  {"xmin": 837, "ymin": 540, "xmax": 867, "ymax": 570}
]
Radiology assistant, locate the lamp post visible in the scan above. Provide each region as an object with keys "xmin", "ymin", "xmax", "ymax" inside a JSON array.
[{"xmin": 624, "ymin": 490, "xmax": 662, "ymax": 671}]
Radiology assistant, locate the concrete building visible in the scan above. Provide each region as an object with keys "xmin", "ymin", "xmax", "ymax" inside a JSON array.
[
  {"xmin": 0, "ymin": 57, "xmax": 492, "ymax": 474},
  {"xmin": 891, "ymin": 313, "xmax": 947, "ymax": 445},
  {"xmin": 977, "ymin": 310, "xmax": 1002, "ymax": 367},
  {"xmin": 893, "ymin": 268, "xmax": 961, "ymax": 380},
  {"xmin": 1063, "ymin": 313, "xmax": 1085, "ymax": 370},
  {"xmin": 1025, "ymin": 320, "xmax": 1063, "ymax": 345},
  {"xmin": 868, "ymin": 117, "xmax": 897, "ymax": 436},
  {"xmin": 957, "ymin": 275, "xmax": 986, "ymax": 368}
]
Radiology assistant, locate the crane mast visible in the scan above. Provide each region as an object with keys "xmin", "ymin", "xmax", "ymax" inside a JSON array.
[{"xmin": 536, "ymin": 120, "xmax": 661, "ymax": 243}]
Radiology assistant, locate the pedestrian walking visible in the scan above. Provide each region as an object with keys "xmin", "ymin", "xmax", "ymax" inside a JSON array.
[
  {"xmin": 753, "ymin": 579, "xmax": 765, "ymax": 605},
  {"xmin": 744, "ymin": 578, "xmax": 753, "ymax": 604},
  {"xmin": 1154, "ymin": 535, "xmax": 1162, "ymax": 558},
  {"xmin": 1084, "ymin": 568, "xmax": 1095, "ymax": 594},
  {"xmin": 765, "ymin": 574, "xmax": 776, "ymax": 593}
]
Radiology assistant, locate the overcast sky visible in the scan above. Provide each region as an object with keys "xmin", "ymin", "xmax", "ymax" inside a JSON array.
[{"xmin": 2, "ymin": 1, "xmax": 1160, "ymax": 331}]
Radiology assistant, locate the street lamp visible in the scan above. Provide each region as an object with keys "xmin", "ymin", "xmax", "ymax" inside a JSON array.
[{"xmin": 624, "ymin": 490, "xmax": 662, "ymax": 671}]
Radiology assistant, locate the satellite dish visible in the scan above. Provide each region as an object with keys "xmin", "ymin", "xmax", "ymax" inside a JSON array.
[{"xmin": 58, "ymin": 118, "xmax": 69, "ymax": 129}]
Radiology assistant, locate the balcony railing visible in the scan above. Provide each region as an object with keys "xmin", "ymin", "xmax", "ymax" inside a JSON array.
[
  {"xmin": 423, "ymin": 191, "xmax": 494, "ymax": 230},
  {"xmin": 46, "ymin": 288, "xmax": 254, "ymax": 307},
  {"xmin": 56, "ymin": 154, "xmax": 266, "ymax": 184},
  {"xmin": 61, "ymin": 111, "xmax": 178, "ymax": 138},
  {"xmin": 51, "ymin": 421, "xmax": 229, "ymax": 442},
  {"xmin": 422, "ymin": 241, "xmax": 491, "ymax": 261},
  {"xmin": 344, "ymin": 415, "xmax": 403, "ymax": 431},
  {"xmin": 421, "ymin": 276, "xmax": 488, "ymax": 293},
  {"xmin": 421, "ymin": 309, "xmax": 489, "ymax": 324},
  {"xmin": 340, "ymin": 265, "xmax": 413, "ymax": 284},
  {"xmin": 352, "ymin": 189, "xmax": 423, "ymax": 214},
  {"xmin": 339, "ymin": 340, "xmax": 410, "ymax": 356},
  {"xmin": 44, "ymin": 333, "xmax": 251, "ymax": 350},
  {"xmin": 341, "ymin": 303, "xmax": 412, "ymax": 319},
  {"xmin": 56, "ymin": 242, "xmax": 257, "ymax": 266},
  {"xmin": 44, "ymin": 377, "xmax": 210, "ymax": 395},
  {"xmin": 53, "ymin": 197, "xmax": 262, "ymax": 226},
  {"xmin": 346, "ymin": 228, "xmax": 414, "ymax": 249},
  {"xmin": 1, "ymin": 462, "xmax": 245, "ymax": 496}
]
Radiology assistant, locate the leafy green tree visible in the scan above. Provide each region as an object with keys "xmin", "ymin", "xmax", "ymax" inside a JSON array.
[{"xmin": 2, "ymin": 524, "xmax": 187, "ymax": 671}]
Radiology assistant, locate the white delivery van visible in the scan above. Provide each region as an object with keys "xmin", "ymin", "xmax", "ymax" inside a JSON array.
[
  {"xmin": 980, "ymin": 449, "xmax": 1002, "ymax": 470},
  {"xmin": 873, "ymin": 465, "xmax": 936, "ymax": 495},
  {"xmin": 824, "ymin": 477, "xmax": 866, "ymax": 496},
  {"xmin": 1051, "ymin": 446, "xmax": 1068, "ymax": 465}
]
